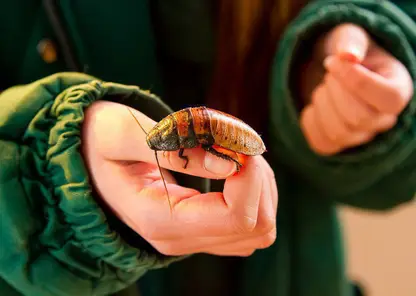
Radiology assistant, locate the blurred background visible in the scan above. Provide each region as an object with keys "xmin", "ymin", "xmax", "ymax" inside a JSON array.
[{"xmin": 339, "ymin": 200, "xmax": 416, "ymax": 296}]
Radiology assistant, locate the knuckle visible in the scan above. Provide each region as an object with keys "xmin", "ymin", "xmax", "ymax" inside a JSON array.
[
  {"xmin": 258, "ymin": 229, "xmax": 277, "ymax": 249},
  {"xmin": 262, "ymin": 215, "xmax": 276, "ymax": 234},
  {"xmin": 326, "ymin": 126, "xmax": 343, "ymax": 143},
  {"xmin": 232, "ymin": 214, "xmax": 257, "ymax": 234},
  {"xmin": 256, "ymin": 213, "xmax": 276, "ymax": 235}
]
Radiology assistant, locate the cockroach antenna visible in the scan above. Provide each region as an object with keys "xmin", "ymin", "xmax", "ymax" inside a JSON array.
[
  {"xmin": 126, "ymin": 106, "xmax": 148, "ymax": 135},
  {"xmin": 126, "ymin": 107, "xmax": 173, "ymax": 213}
]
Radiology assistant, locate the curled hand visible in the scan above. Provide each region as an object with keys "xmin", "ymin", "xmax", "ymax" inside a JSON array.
[
  {"xmin": 82, "ymin": 101, "xmax": 278, "ymax": 257},
  {"xmin": 300, "ymin": 23, "xmax": 413, "ymax": 155}
]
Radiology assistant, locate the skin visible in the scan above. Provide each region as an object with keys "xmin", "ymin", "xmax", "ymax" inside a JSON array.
[
  {"xmin": 299, "ymin": 24, "xmax": 413, "ymax": 155},
  {"xmin": 82, "ymin": 101, "xmax": 277, "ymax": 256},
  {"xmin": 81, "ymin": 23, "xmax": 413, "ymax": 257}
]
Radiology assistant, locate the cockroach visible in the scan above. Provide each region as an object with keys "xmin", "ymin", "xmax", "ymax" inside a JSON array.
[{"xmin": 126, "ymin": 106, "xmax": 266, "ymax": 211}]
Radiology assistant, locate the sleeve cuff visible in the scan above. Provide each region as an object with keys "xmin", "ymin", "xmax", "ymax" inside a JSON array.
[
  {"xmin": 269, "ymin": 0, "xmax": 416, "ymax": 198},
  {"xmin": 24, "ymin": 76, "xmax": 184, "ymax": 295}
]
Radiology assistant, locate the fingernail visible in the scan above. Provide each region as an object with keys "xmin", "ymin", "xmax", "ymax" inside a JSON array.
[
  {"xmin": 339, "ymin": 51, "xmax": 360, "ymax": 63},
  {"xmin": 204, "ymin": 153, "xmax": 236, "ymax": 177}
]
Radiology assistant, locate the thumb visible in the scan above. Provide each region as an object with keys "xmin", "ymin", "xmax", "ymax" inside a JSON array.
[{"xmin": 323, "ymin": 23, "xmax": 370, "ymax": 63}]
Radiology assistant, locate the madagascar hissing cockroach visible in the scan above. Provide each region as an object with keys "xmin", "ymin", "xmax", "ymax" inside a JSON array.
[{"xmin": 126, "ymin": 106, "xmax": 266, "ymax": 211}]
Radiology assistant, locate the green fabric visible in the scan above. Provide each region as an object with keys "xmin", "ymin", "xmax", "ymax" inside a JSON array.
[
  {"xmin": 0, "ymin": 73, "xmax": 189, "ymax": 296},
  {"xmin": 0, "ymin": 1, "xmax": 163, "ymax": 93},
  {"xmin": 0, "ymin": 1, "xmax": 414, "ymax": 296},
  {"xmin": 272, "ymin": 0, "xmax": 416, "ymax": 210},
  {"xmin": 266, "ymin": 2, "xmax": 416, "ymax": 296}
]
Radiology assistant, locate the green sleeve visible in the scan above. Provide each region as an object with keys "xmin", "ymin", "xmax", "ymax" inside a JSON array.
[
  {"xmin": 0, "ymin": 73, "xmax": 185, "ymax": 296},
  {"xmin": 270, "ymin": 0, "xmax": 416, "ymax": 210}
]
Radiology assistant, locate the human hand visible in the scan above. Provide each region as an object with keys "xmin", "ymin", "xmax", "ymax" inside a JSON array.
[
  {"xmin": 299, "ymin": 23, "xmax": 413, "ymax": 155},
  {"xmin": 81, "ymin": 101, "xmax": 278, "ymax": 257}
]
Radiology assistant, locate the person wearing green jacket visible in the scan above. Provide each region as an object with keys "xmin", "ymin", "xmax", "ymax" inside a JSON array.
[{"xmin": 1, "ymin": 0, "xmax": 415, "ymax": 296}]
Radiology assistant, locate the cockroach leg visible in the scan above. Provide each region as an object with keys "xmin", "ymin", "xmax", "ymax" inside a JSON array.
[
  {"xmin": 202, "ymin": 145, "xmax": 242, "ymax": 172},
  {"xmin": 178, "ymin": 148, "xmax": 189, "ymax": 169}
]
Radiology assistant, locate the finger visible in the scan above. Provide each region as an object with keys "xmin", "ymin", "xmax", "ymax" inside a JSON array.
[
  {"xmin": 223, "ymin": 156, "xmax": 264, "ymax": 233},
  {"xmin": 341, "ymin": 132, "xmax": 375, "ymax": 150},
  {"xmin": 94, "ymin": 152, "xmax": 276, "ymax": 251},
  {"xmin": 301, "ymin": 102, "xmax": 372, "ymax": 155},
  {"xmin": 202, "ymin": 191, "xmax": 276, "ymax": 255},
  {"xmin": 149, "ymin": 161, "xmax": 276, "ymax": 254},
  {"xmin": 211, "ymin": 163, "xmax": 275, "ymax": 241},
  {"xmin": 325, "ymin": 56, "xmax": 413, "ymax": 114},
  {"xmin": 307, "ymin": 88, "xmax": 375, "ymax": 150},
  {"xmin": 324, "ymin": 23, "xmax": 370, "ymax": 63},
  {"xmin": 205, "ymin": 227, "xmax": 276, "ymax": 255},
  {"xmin": 359, "ymin": 114, "xmax": 398, "ymax": 134},
  {"xmin": 312, "ymin": 83, "xmax": 352, "ymax": 142},
  {"xmin": 151, "ymin": 224, "xmax": 276, "ymax": 257},
  {"xmin": 92, "ymin": 159, "xmax": 203, "ymax": 241},
  {"xmin": 270, "ymin": 174, "xmax": 278, "ymax": 216},
  {"xmin": 151, "ymin": 226, "xmax": 276, "ymax": 257},
  {"xmin": 300, "ymin": 103, "xmax": 342, "ymax": 155},
  {"xmin": 327, "ymin": 71, "xmax": 400, "ymax": 134},
  {"xmin": 172, "ymin": 156, "xmax": 263, "ymax": 236},
  {"xmin": 86, "ymin": 101, "xmax": 237, "ymax": 179},
  {"xmin": 135, "ymin": 156, "xmax": 264, "ymax": 240},
  {"xmin": 325, "ymin": 74, "xmax": 377, "ymax": 129},
  {"xmin": 254, "ymin": 161, "xmax": 276, "ymax": 232}
]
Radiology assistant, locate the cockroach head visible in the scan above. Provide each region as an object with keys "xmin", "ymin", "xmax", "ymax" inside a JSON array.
[{"xmin": 146, "ymin": 116, "xmax": 180, "ymax": 151}]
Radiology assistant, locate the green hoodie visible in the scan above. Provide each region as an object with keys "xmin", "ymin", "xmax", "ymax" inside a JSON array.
[{"xmin": 0, "ymin": 1, "xmax": 415, "ymax": 295}]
